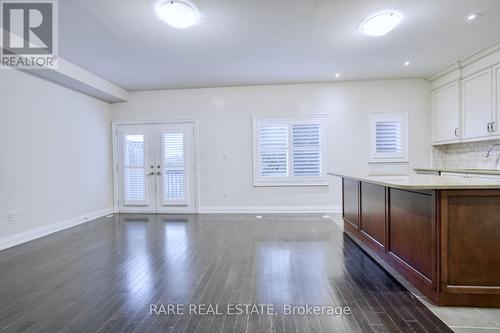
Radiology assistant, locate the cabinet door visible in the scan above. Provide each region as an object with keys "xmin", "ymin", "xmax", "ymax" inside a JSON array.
[
  {"xmin": 432, "ymin": 82, "xmax": 460, "ymax": 143},
  {"xmin": 342, "ymin": 178, "xmax": 360, "ymax": 229},
  {"xmin": 494, "ymin": 66, "xmax": 500, "ymax": 134},
  {"xmin": 389, "ymin": 188, "xmax": 436, "ymax": 285},
  {"xmin": 462, "ymin": 70, "xmax": 493, "ymax": 139},
  {"xmin": 440, "ymin": 190, "xmax": 500, "ymax": 295},
  {"xmin": 360, "ymin": 182, "xmax": 386, "ymax": 248}
]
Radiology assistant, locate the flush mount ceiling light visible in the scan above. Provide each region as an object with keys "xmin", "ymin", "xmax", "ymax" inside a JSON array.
[
  {"xmin": 155, "ymin": 0, "xmax": 201, "ymax": 29},
  {"xmin": 404, "ymin": 60, "xmax": 410, "ymax": 66},
  {"xmin": 360, "ymin": 10, "xmax": 403, "ymax": 36},
  {"xmin": 467, "ymin": 12, "xmax": 479, "ymax": 21}
]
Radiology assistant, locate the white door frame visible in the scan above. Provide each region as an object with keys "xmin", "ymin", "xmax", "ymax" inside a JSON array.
[{"xmin": 112, "ymin": 119, "xmax": 200, "ymax": 214}]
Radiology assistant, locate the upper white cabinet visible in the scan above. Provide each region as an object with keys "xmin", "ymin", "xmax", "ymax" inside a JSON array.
[
  {"xmin": 462, "ymin": 69, "xmax": 493, "ymax": 140},
  {"xmin": 432, "ymin": 82, "xmax": 460, "ymax": 143},
  {"xmin": 429, "ymin": 41, "xmax": 500, "ymax": 145},
  {"xmin": 495, "ymin": 65, "xmax": 500, "ymax": 134}
]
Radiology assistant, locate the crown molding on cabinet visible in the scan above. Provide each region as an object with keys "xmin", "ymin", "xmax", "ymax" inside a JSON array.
[{"xmin": 426, "ymin": 38, "xmax": 500, "ymax": 83}]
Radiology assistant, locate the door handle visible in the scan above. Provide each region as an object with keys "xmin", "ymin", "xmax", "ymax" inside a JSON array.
[{"xmin": 147, "ymin": 172, "xmax": 155, "ymax": 176}]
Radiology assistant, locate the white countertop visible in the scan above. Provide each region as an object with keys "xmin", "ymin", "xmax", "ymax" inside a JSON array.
[{"xmin": 328, "ymin": 172, "xmax": 500, "ymax": 190}]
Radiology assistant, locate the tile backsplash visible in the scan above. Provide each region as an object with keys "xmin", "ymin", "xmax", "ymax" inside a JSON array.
[{"xmin": 432, "ymin": 139, "xmax": 500, "ymax": 169}]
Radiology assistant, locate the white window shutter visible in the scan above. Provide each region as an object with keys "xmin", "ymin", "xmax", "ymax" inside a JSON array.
[
  {"xmin": 258, "ymin": 124, "xmax": 288, "ymax": 146},
  {"xmin": 369, "ymin": 112, "xmax": 408, "ymax": 162},
  {"xmin": 254, "ymin": 116, "xmax": 327, "ymax": 185},
  {"xmin": 257, "ymin": 123, "xmax": 289, "ymax": 178},
  {"xmin": 292, "ymin": 123, "xmax": 321, "ymax": 177},
  {"xmin": 292, "ymin": 123, "xmax": 320, "ymax": 146},
  {"xmin": 123, "ymin": 134, "xmax": 146, "ymax": 203},
  {"xmin": 375, "ymin": 121, "xmax": 402, "ymax": 153},
  {"xmin": 163, "ymin": 133, "xmax": 186, "ymax": 202},
  {"xmin": 260, "ymin": 150, "xmax": 288, "ymax": 177}
]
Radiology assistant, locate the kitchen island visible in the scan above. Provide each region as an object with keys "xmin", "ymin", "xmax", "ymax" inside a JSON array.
[{"xmin": 330, "ymin": 172, "xmax": 500, "ymax": 307}]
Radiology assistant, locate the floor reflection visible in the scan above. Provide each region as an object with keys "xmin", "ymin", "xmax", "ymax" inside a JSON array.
[
  {"xmin": 123, "ymin": 217, "xmax": 153, "ymax": 310},
  {"xmin": 257, "ymin": 242, "xmax": 330, "ymax": 306},
  {"xmin": 163, "ymin": 219, "xmax": 190, "ymax": 301},
  {"xmin": 258, "ymin": 244, "xmax": 291, "ymax": 304},
  {"xmin": 116, "ymin": 214, "xmax": 358, "ymax": 311}
]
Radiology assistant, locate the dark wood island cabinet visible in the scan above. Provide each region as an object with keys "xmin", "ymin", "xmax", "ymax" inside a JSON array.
[{"xmin": 334, "ymin": 173, "xmax": 500, "ymax": 307}]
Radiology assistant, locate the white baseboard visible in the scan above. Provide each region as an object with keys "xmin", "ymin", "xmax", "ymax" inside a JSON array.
[
  {"xmin": 0, "ymin": 207, "xmax": 114, "ymax": 252},
  {"xmin": 198, "ymin": 205, "xmax": 341, "ymax": 214}
]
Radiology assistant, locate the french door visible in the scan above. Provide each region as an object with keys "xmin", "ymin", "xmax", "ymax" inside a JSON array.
[{"xmin": 116, "ymin": 122, "xmax": 196, "ymax": 213}]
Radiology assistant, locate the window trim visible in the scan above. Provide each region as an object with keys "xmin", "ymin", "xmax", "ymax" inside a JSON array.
[
  {"xmin": 368, "ymin": 111, "xmax": 409, "ymax": 163},
  {"xmin": 252, "ymin": 115, "xmax": 328, "ymax": 187}
]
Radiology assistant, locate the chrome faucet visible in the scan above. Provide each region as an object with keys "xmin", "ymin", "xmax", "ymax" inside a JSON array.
[{"xmin": 484, "ymin": 143, "xmax": 500, "ymax": 158}]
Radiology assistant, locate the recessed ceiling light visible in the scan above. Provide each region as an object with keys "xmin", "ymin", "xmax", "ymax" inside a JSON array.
[
  {"xmin": 155, "ymin": 0, "xmax": 201, "ymax": 29},
  {"xmin": 360, "ymin": 10, "xmax": 403, "ymax": 37},
  {"xmin": 335, "ymin": 73, "xmax": 341, "ymax": 78},
  {"xmin": 404, "ymin": 61, "xmax": 410, "ymax": 66},
  {"xmin": 255, "ymin": 215, "xmax": 264, "ymax": 219},
  {"xmin": 467, "ymin": 13, "xmax": 479, "ymax": 21}
]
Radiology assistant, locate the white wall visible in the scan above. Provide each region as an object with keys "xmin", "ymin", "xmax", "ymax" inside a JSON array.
[
  {"xmin": 112, "ymin": 79, "xmax": 431, "ymax": 212},
  {"xmin": 0, "ymin": 70, "xmax": 114, "ymax": 242}
]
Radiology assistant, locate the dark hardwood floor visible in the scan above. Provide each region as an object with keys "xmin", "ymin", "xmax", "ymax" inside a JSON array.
[{"xmin": 0, "ymin": 214, "xmax": 452, "ymax": 333}]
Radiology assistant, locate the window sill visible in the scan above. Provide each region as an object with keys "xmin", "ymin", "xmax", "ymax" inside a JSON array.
[
  {"xmin": 253, "ymin": 181, "xmax": 329, "ymax": 187},
  {"xmin": 368, "ymin": 159, "xmax": 409, "ymax": 164}
]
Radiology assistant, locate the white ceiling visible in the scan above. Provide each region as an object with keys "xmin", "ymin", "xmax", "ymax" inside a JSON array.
[{"xmin": 59, "ymin": 0, "xmax": 500, "ymax": 91}]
